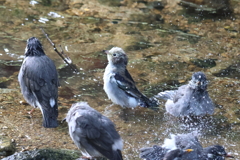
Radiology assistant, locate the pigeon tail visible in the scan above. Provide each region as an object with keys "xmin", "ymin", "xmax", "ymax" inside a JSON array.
[
  {"xmin": 139, "ymin": 96, "xmax": 159, "ymax": 111},
  {"xmin": 111, "ymin": 149, "xmax": 123, "ymax": 160}
]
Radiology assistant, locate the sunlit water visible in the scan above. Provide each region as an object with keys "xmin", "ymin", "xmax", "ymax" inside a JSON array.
[{"xmin": 0, "ymin": 0, "xmax": 239, "ymax": 159}]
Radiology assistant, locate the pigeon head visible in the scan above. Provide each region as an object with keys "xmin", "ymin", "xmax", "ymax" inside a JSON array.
[
  {"xmin": 104, "ymin": 47, "xmax": 128, "ymax": 66},
  {"xmin": 25, "ymin": 37, "xmax": 45, "ymax": 57},
  {"xmin": 205, "ymin": 145, "xmax": 234, "ymax": 159},
  {"xmin": 189, "ymin": 72, "xmax": 208, "ymax": 90},
  {"xmin": 66, "ymin": 102, "xmax": 91, "ymax": 123}
]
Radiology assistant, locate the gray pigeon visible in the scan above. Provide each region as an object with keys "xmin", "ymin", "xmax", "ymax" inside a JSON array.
[
  {"xmin": 156, "ymin": 72, "xmax": 214, "ymax": 117},
  {"xmin": 139, "ymin": 132, "xmax": 234, "ymax": 160},
  {"xmin": 65, "ymin": 102, "xmax": 123, "ymax": 160},
  {"xmin": 18, "ymin": 37, "xmax": 59, "ymax": 128},
  {"xmin": 103, "ymin": 47, "xmax": 158, "ymax": 110}
]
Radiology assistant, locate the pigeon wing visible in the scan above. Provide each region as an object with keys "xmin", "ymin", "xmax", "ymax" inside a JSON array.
[
  {"xmin": 75, "ymin": 111, "xmax": 121, "ymax": 160},
  {"xmin": 113, "ymin": 69, "xmax": 143, "ymax": 98},
  {"xmin": 22, "ymin": 56, "xmax": 58, "ymax": 109}
]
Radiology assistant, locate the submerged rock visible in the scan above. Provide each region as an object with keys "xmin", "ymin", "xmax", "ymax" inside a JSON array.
[
  {"xmin": 190, "ymin": 58, "xmax": 216, "ymax": 68},
  {"xmin": 148, "ymin": 1, "xmax": 167, "ymax": 10},
  {"xmin": 126, "ymin": 41, "xmax": 153, "ymax": 51},
  {"xmin": 0, "ymin": 136, "xmax": 16, "ymax": 156},
  {"xmin": 98, "ymin": 0, "xmax": 123, "ymax": 6},
  {"xmin": 2, "ymin": 148, "xmax": 80, "ymax": 160},
  {"xmin": 178, "ymin": 0, "xmax": 232, "ymax": 15},
  {"xmin": 213, "ymin": 62, "xmax": 240, "ymax": 78}
]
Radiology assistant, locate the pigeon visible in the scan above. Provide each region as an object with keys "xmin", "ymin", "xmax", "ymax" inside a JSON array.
[
  {"xmin": 140, "ymin": 132, "xmax": 234, "ymax": 160},
  {"xmin": 18, "ymin": 37, "xmax": 59, "ymax": 128},
  {"xmin": 65, "ymin": 102, "xmax": 123, "ymax": 160},
  {"xmin": 156, "ymin": 72, "xmax": 214, "ymax": 117},
  {"xmin": 103, "ymin": 47, "xmax": 158, "ymax": 110}
]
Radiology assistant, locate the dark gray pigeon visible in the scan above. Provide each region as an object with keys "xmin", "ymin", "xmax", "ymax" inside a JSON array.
[
  {"xmin": 156, "ymin": 72, "xmax": 214, "ymax": 117},
  {"xmin": 202, "ymin": 145, "xmax": 234, "ymax": 160},
  {"xmin": 18, "ymin": 37, "xmax": 59, "ymax": 128},
  {"xmin": 103, "ymin": 47, "xmax": 158, "ymax": 110},
  {"xmin": 139, "ymin": 132, "xmax": 234, "ymax": 160},
  {"xmin": 65, "ymin": 102, "xmax": 123, "ymax": 160}
]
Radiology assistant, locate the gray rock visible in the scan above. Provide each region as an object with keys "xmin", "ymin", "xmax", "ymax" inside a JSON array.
[
  {"xmin": 2, "ymin": 148, "xmax": 80, "ymax": 160},
  {"xmin": 0, "ymin": 136, "xmax": 16, "ymax": 156}
]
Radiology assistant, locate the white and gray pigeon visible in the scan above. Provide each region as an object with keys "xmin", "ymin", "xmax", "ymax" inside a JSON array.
[
  {"xmin": 140, "ymin": 132, "xmax": 234, "ymax": 160},
  {"xmin": 18, "ymin": 37, "xmax": 59, "ymax": 128},
  {"xmin": 156, "ymin": 72, "xmax": 214, "ymax": 117},
  {"xmin": 65, "ymin": 102, "xmax": 123, "ymax": 160},
  {"xmin": 103, "ymin": 47, "xmax": 158, "ymax": 110}
]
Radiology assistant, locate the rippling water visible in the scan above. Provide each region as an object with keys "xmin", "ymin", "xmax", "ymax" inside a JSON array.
[{"xmin": 0, "ymin": 0, "xmax": 239, "ymax": 159}]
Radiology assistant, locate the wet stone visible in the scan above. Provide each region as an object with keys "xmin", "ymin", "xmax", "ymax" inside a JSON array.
[
  {"xmin": 148, "ymin": 1, "xmax": 167, "ymax": 10},
  {"xmin": 212, "ymin": 62, "xmax": 240, "ymax": 79},
  {"xmin": 2, "ymin": 148, "xmax": 80, "ymax": 160},
  {"xmin": 98, "ymin": 0, "xmax": 123, "ymax": 6},
  {"xmin": 129, "ymin": 13, "xmax": 163, "ymax": 23},
  {"xmin": 0, "ymin": 89, "xmax": 18, "ymax": 94},
  {"xmin": 178, "ymin": 0, "xmax": 232, "ymax": 15},
  {"xmin": 126, "ymin": 41, "xmax": 153, "ymax": 51},
  {"xmin": 0, "ymin": 136, "xmax": 16, "ymax": 156},
  {"xmin": 190, "ymin": 58, "xmax": 216, "ymax": 68}
]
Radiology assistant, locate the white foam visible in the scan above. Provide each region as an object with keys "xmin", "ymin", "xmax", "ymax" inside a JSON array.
[{"xmin": 162, "ymin": 134, "xmax": 177, "ymax": 150}]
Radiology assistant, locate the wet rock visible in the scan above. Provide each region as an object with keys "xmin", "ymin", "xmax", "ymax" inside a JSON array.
[
  {"xmin": 2, "ymin": 148, "xmax": 80, "ymax": 160},
  {"xmin": 190, "ymin": 58, "xmax": 216, "ymax": 68},
  {"xmin": 126, "ymin": 41, "xmax": 153, "ymax": 51},
  {"xmin": 59, "ymin": 86, "xmax": 75, "ymax": 99},
  {"xmin": 72, "ymin": 2, "xmax": 84, "ymax": 9},
  {"xmin": 0, "ymin": 62, "xmax": 21, "ymax": 88},
  {"xmin": 178, "ymin": 0, "xmax": 232, "ymax": 15},
  {"xmin": 212, "ymin": 62, "xmax": 240, "ymax": 79},
  {"xmin": 98, "ymin": 0, "xmax": 123, "ymax": 6},
  {"xmin": 0, "ymin": 136, "xmax": 16, "ymax": 156},
  {"xmin": 40, "ymin": 0, "xmax": 52, "ymax": 6},
  {"xmin": 129, "ymin": 13, "xmax": 163, "ymax": 23},
  {"xmin": 148, "ymin": 0, "xmax": 167, "ymax": 10},
  {"xmin": 0, "ymin": 89, "xmax": 18, "ymax": 94},
  {"xmin": 0, "ymin": 62, "xmax": 21, "ymax": 76},
  {"xmin": 157, "ymin": 28, "xmax": 201, "ymax": 44},
  {"xmin": 209, "ymin": 60, "xmax": 240, "ymax": 77}
]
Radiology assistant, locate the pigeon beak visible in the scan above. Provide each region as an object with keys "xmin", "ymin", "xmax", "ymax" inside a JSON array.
[
  {"xmin": 185, "ymin": 149, "xmax": 194, "ymax": 152},
  {"xmin": 103, "ymin": 50, "xmax": 109, "ymax": 54}
]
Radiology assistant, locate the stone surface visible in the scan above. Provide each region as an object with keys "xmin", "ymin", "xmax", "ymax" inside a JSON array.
[
  {"xmin": 0, "ymin": 136, "xmax": 16, "ymax": 156},
  {"xmin": 179, "ymin": 0, "xmax": 232, "ymax": 14},
  {"xmin": 2, "ymin": 148, "xmax": 80, "ymax": 160},
  {"xmin": 190, "ymin": 58, "xmax": 216, "ymax": 68}
]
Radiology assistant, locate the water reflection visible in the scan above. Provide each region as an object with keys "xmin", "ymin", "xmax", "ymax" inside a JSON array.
[{"xmin": 0, "ymin": 0, "xmax": 239, "ymax": 159}]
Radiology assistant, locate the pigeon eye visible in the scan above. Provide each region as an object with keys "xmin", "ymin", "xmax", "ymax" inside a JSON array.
[{"xmin": 113, "ymin": 53, "xmax": 116, "ymax": 56}]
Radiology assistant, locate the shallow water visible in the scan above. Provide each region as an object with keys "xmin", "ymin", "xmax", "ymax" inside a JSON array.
[{"xmin": 0, "ymin": 0, "xmax": 239, "ymax": 159}]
